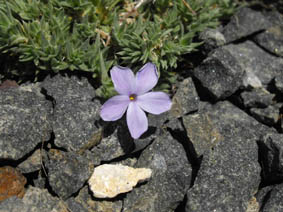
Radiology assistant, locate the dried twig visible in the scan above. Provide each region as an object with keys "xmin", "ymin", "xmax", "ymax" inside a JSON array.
[{"xmin": 182, "ymin": 0, "xmax": 196, "ymax": 15}]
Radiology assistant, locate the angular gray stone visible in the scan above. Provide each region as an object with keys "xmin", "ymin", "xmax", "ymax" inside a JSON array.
[
  {"xmin": 240, "ymin": 88, "xmax": 275, "ymax": 108},
  {"xmin": 170, "ymin": 77, "xmax": 200, "ymax": 118},
  {"xmin": 258, "ymin": 133, "xmax": 283, "ymax": 184},
  {"xmin": 65, "ymin": 197, "xmax": 88, "ymax": 212},
  {"xmin": 224, "ymin": 41, "xmax": 283, "ymax": 87},
  {"xmin": 254, "ymin": 11, "xmax": 283, "ymax": 57},
  {"xmin": 222, "ymin": 7, "xmax": 270, "ymax": 43},
  {"xmin": 186, "ymin": 101, "xmax": 269, "ymax": 212},
  {"xmin": 74, "ymin": 186, "xmax": 123, "ymax": 212},
  {"xmin": 199, "ymin": 27, "xmax": 226, "ymax": 53},
  {"xmin": 123, "ymin": 132, "xmax": 192, "ymax": 212},
  {"xmin": 0, "ymin": 84, "xmax": 52, "ymax": 160},
  {"xmin": 0, "ymin": 196, "xmax": 28, "ymax": 212},
  {"xmin": 254, "ymin": 25, "xmax": 283, "ymax": 57},
  {"xmin": 17, "ymin": 149, "xmax": 47, "ymax": 173},
  {"xmin": 264, "ymin": 10, "xmax": 283, "ymax": 26},
  {"xmin": 260, "ymin": 183, "xmax": 283, "ymax": 212},
  {"xmin": 91, "ymin": 128, "xmax": 134, "ymax": 162},
  {"xmin": 250, "ymin": 104, "xmax": 280, "ymax": 126},
  {"xmin": 255, "ymin": 186, "xmax": 274, "ymax": 210},
  {"xmin": 41, "ymin": 74, "xmax": 101, "ymax": 151},
  {"xmin": 193, "ymin": 47, "xmax": 244, "ymax": 99},
  {"xmin": 53, "ymin": 97, "xmax": 101, "ymax": 151},
  {"xmin": 166, "ymin": 117, "xmax": 184, "ymax": 132},
  {"xmin": 46, "ymin": 150, "xmax": 91, "ymax": 199},
  {"xmin": 0, "ymin": 187, "xmax": 67, "ymax": 212},
  {"xmin": 183, "ymin": 112, "xmax": 224, "ymax": 157}
]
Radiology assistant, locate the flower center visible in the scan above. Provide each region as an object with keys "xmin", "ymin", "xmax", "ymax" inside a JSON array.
[{"xmin": 129, "ymin": 94, "xmax": 136, "ymax": 101}]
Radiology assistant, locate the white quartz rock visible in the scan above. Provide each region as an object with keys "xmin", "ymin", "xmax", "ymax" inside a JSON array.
[{"xmin": 88, "ymin": 164, "xmax": 152, "ymax": 198}]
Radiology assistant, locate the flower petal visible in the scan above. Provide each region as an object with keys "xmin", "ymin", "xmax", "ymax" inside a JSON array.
[
  {"xmin": 100, "ymin": 95, "xmax": 130, "ymax": 121},
  {"xmin": 110, "ymin": 66, "xmax": 136, "ymax": 95},
  {"xmin": 136, "ymin": 62, "xmax": 158, "ymax": 95},
  {"xmin": 137, "ymin": 92, "xmax": 172, "ymax": 115},
  {"xmin": 126, "ymin": 102, "xmax": 148, "ymax": 139}
]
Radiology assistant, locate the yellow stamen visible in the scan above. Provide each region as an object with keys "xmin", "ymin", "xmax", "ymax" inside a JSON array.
[{"xmin": 129, "ymin": 94, "xmax": 136, "ymax": 101}]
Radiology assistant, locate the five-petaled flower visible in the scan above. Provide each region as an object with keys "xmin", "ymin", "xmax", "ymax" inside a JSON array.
[{"xmin": 100, "ymin": 62, "xmax": 172, "ymax": 139}]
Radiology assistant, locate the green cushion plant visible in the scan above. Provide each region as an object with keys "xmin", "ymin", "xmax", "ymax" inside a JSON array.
[{"xmin": 0, "ymin": 0, "xmax": 237, "ymax": 98}]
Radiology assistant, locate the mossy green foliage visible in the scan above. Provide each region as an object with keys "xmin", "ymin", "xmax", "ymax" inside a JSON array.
[{"xmin": 0, "ymin": 0, "xmax": 237, "ymax": 98}]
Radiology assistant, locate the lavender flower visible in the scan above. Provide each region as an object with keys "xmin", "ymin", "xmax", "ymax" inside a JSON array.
[{"xmin": 100, "ymin": 62, "xmax": 172, "ymax": 139}]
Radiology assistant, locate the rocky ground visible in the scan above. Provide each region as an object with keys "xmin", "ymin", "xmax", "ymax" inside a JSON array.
[{"xmin": 1, "ymin": 6, "xmax": 283, "ymax": 212}]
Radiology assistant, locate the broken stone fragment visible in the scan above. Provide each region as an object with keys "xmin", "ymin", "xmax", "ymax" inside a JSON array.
[
  {"xmin": 221, "ymin": 7, "xmax": 270, "ymax": 43},
  {"xmin": 253, "ymin": 11, "xmax": 283, "ymax": 57},
  {"xmin": 240, "ymin": 88, "xmax": 275, "ymax": 108},
  {"xmin": 0, "ymin": 166, "xmax": 26, "ymax": 202},
  {"xmin": 88, "ymin": 164, "xmax": 152, "ymax": 198},
  {"xmin": 170, "ymin": 77, "xmax": 200, "ymax": 118}
]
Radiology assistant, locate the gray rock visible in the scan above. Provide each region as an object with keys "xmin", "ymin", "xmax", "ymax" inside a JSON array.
[
  {"xmin": 41, "ymin": 74, "xmax": 102, "ymax": 152},
  {"xmin": 0, "ymin": 84, "xmax": 52, "ymax": 160},
  {"xmin": 46, "ymin": 150, "xmax": 91, "ymax": 199},
  {"xmin": 17, "ymin": 149, "xmax": 47, "ymax": 173},
  {"xmin": 222, "ymin": 7, "xmax": 270, "ymax": 43},
  {"xmin": 260, "ymin": 183, "xmax": 283, "ymax": 212},
  {"xmin": 275, "ymin": 75, "xmax": 283, "ymax": 93},
  {"xmin": 23, "ymin": 187, "xmax": 68, "ymax": 211},
  {"xmin": 250, "ymin": 104, "xmax": 280, "ymax": 126},
  {"xmin": 123, "ymin": 132, "xmax": 192, "ymax": 212},
  {"xmin": 65, "ymin": 197, "xmax": 89, "ymax": 212},
  {"xmin": 183, "ymin": 112, "xmax": 224, "ymax": 157},
  {"xmin": 41, "ymin": 74, "xmax": 95, "ymax": 102},
  {"xmin": 224, "ymin": 41, "xmax": 283, "ymax": 87},
  {"xmin": 254, "ymin": 11, "xmax": 283, "ymax": 57},
  {"xmin": 199, "ymin": 27, "xmax": 226, "ymax": 53},
  {"xmin": 255, "ymin": 186, "xmax": 274, "ymax": 210},
  {"xmin": 52, "ymin": 97, "xmax": 101, "ymax": 151},
  {"xmin": 264, "ymin": 10, "xmax": 283, "ymax": 26},
  {"xmin": 114, "ymin": 157, "xmax": 137, "ymax": 167},
  {"xmin": 193, "ymin": 47, "xmax": 244, "ymax": 99},
  {"xmin": 186, "ymin": 101, "xmax": 267, "ymax": 211},
  {"xmin": 74, "ymin": 186, "xmax": 123, "ymax": 212},
  {"xmin": 91, "ymin": 128, "xmax": 134, "ymax": 162},
  {"xmin": 240, "ymin": 88, "xmax": 275, "ymax": 108},
  {"xmin": 33, "ymin": 172, "xmax": 46, "ymax": 189},
  {"xmin": 254, "ymin": 25, "xmax": 283, "ymax": 57},
  {"xmin": 0, "ymin": 187, "xmax": 68, "ymax": 212},
  {"xmin": 0, "ymin": 196, "xmax": 28, "ymax": 212},
  {"xmin": 80, "ymin": 149, "xmax": 101, "ymax": 167},
  {"xmin": 147, "ymin": 111, "xmax": 169, "ymax": 128},
  {"xmin": 166, "ymin": 117, "xmax": 184, "ymax": 132},
  {"xmin": 258, "ymin": 133, "xmax": 283, "ymax": 184},
  {"xmin": 170, "ymin": 77, "xmax": 200, "ymax": 118}
]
